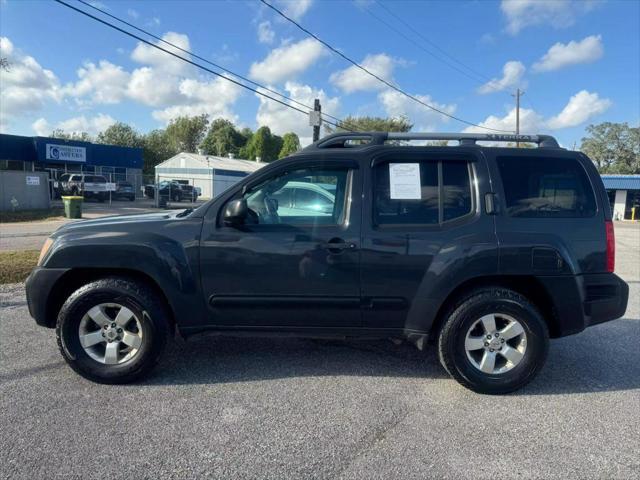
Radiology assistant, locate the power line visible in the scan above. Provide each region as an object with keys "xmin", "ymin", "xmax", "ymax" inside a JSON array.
[
  {"xmin": 363, "ymin": 3, "xmax": 489, "ymax": 86},
  {"xmin": 373, "ymin": 0, "xmax": 492, "ymax": 84},
  {"xmin": 54, "ymin": 0, "xmax": 350, "ymax": 134},
  {"xmin": 259, "ymin": 0, "xmax": 512, "ymax": 133},
  {"xmin": 74, "ymin": 0, "xmax": 347, "ymax": 128}
]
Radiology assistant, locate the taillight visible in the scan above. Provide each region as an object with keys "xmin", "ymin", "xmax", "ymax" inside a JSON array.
[{"xmin": 605, "ymin": 220, "xmax": 615, "ymax": 273}]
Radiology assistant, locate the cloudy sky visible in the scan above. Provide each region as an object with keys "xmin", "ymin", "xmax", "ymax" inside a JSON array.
[{"xmin": 1, "ymin": 0, "xmax": 638, "ymax": 147}]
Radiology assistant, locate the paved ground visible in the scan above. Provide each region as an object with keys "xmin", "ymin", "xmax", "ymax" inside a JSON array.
[
  {"xmin": 0, "ymin": 224, "xmax": 638, "ymax": 479},
  {"xmin": 0, "ymin": 199, "xmax": 204, "ymax": 251}
]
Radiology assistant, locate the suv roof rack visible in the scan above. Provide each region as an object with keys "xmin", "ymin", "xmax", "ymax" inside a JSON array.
[{"xmin": 305, "ymin": 132, "xmax": 561, "ymax": 150}]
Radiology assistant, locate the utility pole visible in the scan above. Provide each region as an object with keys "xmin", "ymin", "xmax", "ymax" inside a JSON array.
[
  {"xmin": 512, "ymin": 88, "xmax": 524, "ymax": 147},
  {"xmin": 310, "ymin": 98, "xmax": 322, "ymax": 143}
]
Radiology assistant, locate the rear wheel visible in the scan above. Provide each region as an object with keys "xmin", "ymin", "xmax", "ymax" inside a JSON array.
[
  {"xmin": 56, "ymin": 277, "xmax": 170, "ymax": 384},
  {"xmin": 438, "ymin": 288, "xmax": 549, "ymax": 394}
]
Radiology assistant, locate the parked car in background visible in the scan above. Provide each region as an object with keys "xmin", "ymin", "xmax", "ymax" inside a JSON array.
[
  {"xmin": 57, "ymin": 174, "xmax": 110, "ymax": 202},
  {"xmin": 251, "ymin": 181, "xmax": 335, "ymax": 217},
  {"xmin": 143, "ymin": 180, "xmax": 183, "ymax": 201},
  {"xmin": 113, "ymin": 181, "xmax": 136, "ymax": 201},
  {"xmin": 26, "ymin": 132, "xmax": 628, "ymax": 394},
  {"xmin": 173, "ymin": 180, "xmax": 198, "ymax": 201}
]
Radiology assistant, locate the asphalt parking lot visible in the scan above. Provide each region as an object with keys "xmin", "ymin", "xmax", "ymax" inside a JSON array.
[{"xmin": 1, "ymin": 223, "xmax": 638, "ymax": 479}]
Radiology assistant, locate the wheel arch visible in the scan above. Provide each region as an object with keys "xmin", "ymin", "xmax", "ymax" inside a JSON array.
[
  {"xmin": 428, "ymin": 275, "xmax": 560, "ymax": 343},
  {"xmin": 45, "ymin": 268, "xmax": 177, "ymax": 333}
]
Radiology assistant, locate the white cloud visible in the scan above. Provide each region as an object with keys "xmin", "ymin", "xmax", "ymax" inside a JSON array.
[
  {"xmin": 279, "ymin": 0, "xmax": 313, "ymax": 21},
  {"xmin": 546, "ymin": 90, "xmax": 611, "ymax": 129},
  {"xmin": 59, "ymin": 114, "xmax": 116, "ymax": 135},
  {"xmin": 466, "ymin": 89, "xmax": 611, "ymax": 134},
  {"xmin": 127, "ymin": 67, "xmax": 183, "ymax": 107},
  {"xmin": 533, "ymin": 35, "xmax": 603, "ymax": 72},
  {"xmin": 477, "ymin": 61, "xmax": 525, "ymax": 94},
  {"xmin": 255, "ymin": 82, "xmax": 340, "ymax": 146},
  {"xmin": 501, "ymin": 0, "xmax": 600, "ymax": 35},
  {"xmin": 64, "ymin": 60, "xmax": 130, "ymax": 104},
  {"xmin": 249, "ymin": 38, "xmax": 325, "ymax": 84},
  {"xmin": 330, "ymin": 53, "xmax": 398, "ymax": 94},
  {"xmin": 32, "ymin": 118, "xmax": 51, "ymax": 136},
  {"xmin": 32, "ymin": 114, "xmax": 116, "ymax": 137},
  {"xmin": 378, "ymin": 89, "xmax": 457, "ymax": 131},
  {"xmin": 0, "ymin": 36, "xmax": 62, "ymax": 128},
  {"xmin": 152, "ymin": 75, "xmax": 243, "ymax": 124},
  {"xmin": 131, "ymin": 31, "xmax": 192, "ymax": 76},
  {"xmin": 464, "ymin": 108, "xmax": 544, "ymax": 135},
  {"xmin": 257, "ymin": 21, "xmax": 275, "ymax": 44},
  {"xmin": 127, "ymin": 8, "xmax": 139, "ymax": 19}
]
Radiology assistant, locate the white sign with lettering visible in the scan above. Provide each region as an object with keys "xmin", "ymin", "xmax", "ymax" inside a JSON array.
[
  {"xmin": 26, "ymin": 176, "xmax": 40, "ymax": 186},
  {"xmin": 46, "ymin": 144, "xmax": 86, "ymax": 162},
  {"xmin": 389, "ymin": 163, "xmax": 421, "ymax": 200}
]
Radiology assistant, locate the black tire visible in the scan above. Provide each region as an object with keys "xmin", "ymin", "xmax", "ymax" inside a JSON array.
[
  {"xmin": 437, "ymin": 288, "xmax": 549, "ymax": 395},
  {"xmin": 56, "ymin": 277, "xmax": 170, "ymax": 384}
]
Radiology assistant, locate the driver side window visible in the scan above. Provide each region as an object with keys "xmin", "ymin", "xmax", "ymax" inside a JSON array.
[{"xmin": 243, "ymin": 167, "xmax": 349, "ymax": 226}]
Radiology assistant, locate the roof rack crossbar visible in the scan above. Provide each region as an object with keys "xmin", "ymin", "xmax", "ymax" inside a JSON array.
[{"xmin": 306, "ymin": 132, "xmax": 560, "ymax": 149}]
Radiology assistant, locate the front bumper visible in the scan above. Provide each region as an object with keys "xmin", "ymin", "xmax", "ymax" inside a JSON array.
[{"xmin": 25, "ymin": 267, "xmax": 70, "ymax": 328}]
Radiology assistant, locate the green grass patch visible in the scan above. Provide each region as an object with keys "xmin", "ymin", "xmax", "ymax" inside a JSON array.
[
  {"xmin": 0, "ymin": 208, "xmax": 64, "ymax": 223},
  {"xmin": 0, "ymin": 250, "xmax": 39, "ymax": 284}
]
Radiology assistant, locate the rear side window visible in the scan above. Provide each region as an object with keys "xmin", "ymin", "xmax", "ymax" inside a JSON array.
[
  {"xmin": 497, "ymin": 156, "xmax": 596, "ymax": 218},
  {"xmin": 373, "ymin": 160, "xmax": 473, "ymax": 225}
]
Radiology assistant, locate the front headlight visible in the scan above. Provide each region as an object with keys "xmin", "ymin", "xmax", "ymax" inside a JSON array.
[{"xmin": 37, "ymin": 238, "xmax": 54, "ymax": 266}]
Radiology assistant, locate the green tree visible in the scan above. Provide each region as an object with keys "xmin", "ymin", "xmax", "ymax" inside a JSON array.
[
  {"xmin": 142, "ymin": 129, "xmax": 176, "ymax": 174},
  {"xmin": 49, "ymin": 129, "xmax": 93, "ymax": 142},
  {"xmin": 199, "ymin": 118, "xmax": 247, "ymax": 157},
  {"xmin": 244, "ymin": 126, "xmax": 282, "ymax": 162},
  {"xmin": 165, "ymin": 114, "xmax": 209, "ymax": 153},
  {"xmin": 580, "ymin": 122, "xmax": 640, "ymax": 174},
  {"xmin": 279, "ymin": 132, "xmax": 301, "ymax": 158},
  {"xmin": 327, "ymin": 115, "xmax": 413, "ymax": 133},
  {"xmin": 97, "ymin": 122, "xmax": 142, "ymax": 148}
]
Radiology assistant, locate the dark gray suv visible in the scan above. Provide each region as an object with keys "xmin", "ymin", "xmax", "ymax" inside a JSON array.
[{"xmin": 26, "ymin": 132, "xmax": 628, "ymax": 394}]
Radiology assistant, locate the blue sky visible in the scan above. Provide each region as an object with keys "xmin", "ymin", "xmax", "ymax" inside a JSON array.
[{"xmin": 1, "ymin": 0, "xmax": 638, "ymax": 147}]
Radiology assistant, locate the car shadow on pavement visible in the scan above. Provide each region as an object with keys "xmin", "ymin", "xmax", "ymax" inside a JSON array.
[{"xmin": 140, "ymin": 317, "xmax": 640, "ymax": 395}]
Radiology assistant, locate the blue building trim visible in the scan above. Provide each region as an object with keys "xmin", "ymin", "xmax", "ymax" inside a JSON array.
[
  {"xmin": 0, "ymin": 134, "xmax": 142, "ymax": 169},
  {"xmin": 601, "ymin": 175, "xmax": 640, "ymax": 191}
]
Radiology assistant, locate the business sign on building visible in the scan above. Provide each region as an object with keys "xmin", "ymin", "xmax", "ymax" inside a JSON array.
[{"xmin": 46, "ymin": 144, "xmax": 86, "ymax": 163}]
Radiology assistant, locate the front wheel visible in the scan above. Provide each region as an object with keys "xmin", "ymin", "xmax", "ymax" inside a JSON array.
[
  {"xmin": 56, "ymin": 277, "xmax": 170, "ymax": 384},
  {"xmin": 438, "ymin": 288, "xmax": 549, "ymax": 394}
]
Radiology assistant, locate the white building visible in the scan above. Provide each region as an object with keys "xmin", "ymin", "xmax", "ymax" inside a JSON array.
[
  {"xmin": 155, "ymin": 152, "xmax": 264, "ymax": 199},
  {"xmin": 602, "ymin": 175, "xmax": 640, "ymax": 221}
]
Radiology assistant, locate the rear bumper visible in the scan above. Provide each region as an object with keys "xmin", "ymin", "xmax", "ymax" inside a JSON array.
[
  {"xmin": 25, "ymin": 267, "xmax": 70, "ymax": 328},
  {"xmin": 538, "ymin": 273, "xmax": 629, "ymax": 337}
]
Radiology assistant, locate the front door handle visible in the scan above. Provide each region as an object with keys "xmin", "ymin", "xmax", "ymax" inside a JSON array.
[{"xmin": 322, "ymin": 238, "xmax": 356, "ymax": 253}]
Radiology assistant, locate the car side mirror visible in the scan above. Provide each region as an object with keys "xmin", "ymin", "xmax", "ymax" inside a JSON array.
[{"xmin": 223, "ymin": 198, "xmax": 248, "ymax": 226}]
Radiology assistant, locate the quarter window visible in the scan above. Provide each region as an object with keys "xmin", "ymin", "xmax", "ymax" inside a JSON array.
[
  {"xmin": 497, "ymin": 156, "xmax": 596, "ymax": 218},
  {"xmin": 374, "ymin": 160, "xmax": 473, "ymax": 225}
]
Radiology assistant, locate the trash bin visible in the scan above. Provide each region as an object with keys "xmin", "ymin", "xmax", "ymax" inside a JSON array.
[{"xmin": 61, "ymin": 196, "xmax": 83, "ymax": 219}]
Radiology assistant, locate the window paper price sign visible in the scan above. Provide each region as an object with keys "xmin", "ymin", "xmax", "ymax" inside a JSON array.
[{"xmin": 389, "ymin": 163, "xmax": 421, "ymax": 199}]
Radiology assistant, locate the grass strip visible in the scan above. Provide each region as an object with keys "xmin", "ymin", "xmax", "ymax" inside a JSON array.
[
  {"xmin": 0, "ymin": 208, "xmax": 64, "ymax": 223},
  {"xmin": 0, "ymin": 250, "xmax": 39, "ymax": 284}
]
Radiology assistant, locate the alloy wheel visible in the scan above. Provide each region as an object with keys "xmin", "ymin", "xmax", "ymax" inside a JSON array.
[
  {"xmin": 78, "ymin": 303, "xmax": 143, "ymax": 365},
  {"xmin": 464, "ymin": 313, "xmax": 527, "ymax": 374}
]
